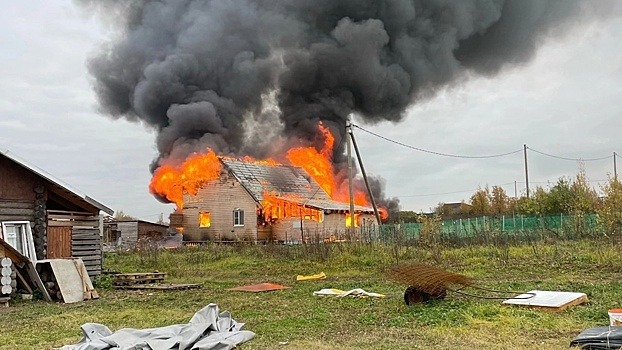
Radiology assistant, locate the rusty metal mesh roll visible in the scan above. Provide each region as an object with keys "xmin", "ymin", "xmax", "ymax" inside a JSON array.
[{"xmin": 388, "ymin": 263, "xmax": 473, "ymax": 295}]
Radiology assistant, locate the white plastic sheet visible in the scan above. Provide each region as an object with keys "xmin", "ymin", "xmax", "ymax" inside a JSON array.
[{"xmin": 61, "ymin": 303, "xmax": 255, "ymax": 350}]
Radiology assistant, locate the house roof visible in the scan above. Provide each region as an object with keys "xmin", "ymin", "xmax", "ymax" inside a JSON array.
[
  {"xmin": 1, "ymin": 149, "xmax": 114, "ymax": 215},
  {"xmin": 221, "ymin": 158, "xmax": 374, "ymax": 213}
]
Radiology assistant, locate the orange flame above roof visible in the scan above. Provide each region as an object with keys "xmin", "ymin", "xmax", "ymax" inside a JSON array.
[
  {"xmin": 286, "ymin": 124, "xmax": 368, "ymax": 206},
  {"xmin": 149, "ymin": 123, "xmax": 387, "ymax": 219},
  {"xmin": 149, "ymin": 149, "xmax": 221, "ymax": 209}
]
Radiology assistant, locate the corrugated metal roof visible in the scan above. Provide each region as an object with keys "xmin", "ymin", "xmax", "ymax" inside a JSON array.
[
  {"xmin": 221, "ymin": 158, "xmax": 373, "ymax": 212},
  {"xmin": 0, "ymin": 149, "xmax": 114, "ymax": 215}
]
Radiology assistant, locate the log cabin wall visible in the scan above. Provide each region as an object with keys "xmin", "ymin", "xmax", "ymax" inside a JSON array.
[
  {"xmin": 0, "ymin": 155, "xmax": 45, "ymax": 257},
  {"xmin": 182, "ymin": 173, "xmax": 258, "ymax": 242}
]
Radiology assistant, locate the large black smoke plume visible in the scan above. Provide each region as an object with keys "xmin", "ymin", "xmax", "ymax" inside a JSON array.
[{"xmin": 78, "ymin": 0, "xmax": 617, "ymax": 212}]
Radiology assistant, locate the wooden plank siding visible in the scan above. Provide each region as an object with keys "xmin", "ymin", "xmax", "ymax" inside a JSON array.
[
  {"xmin": 270, "ymin": 213, "xmax": 378, "ymax": 243},
  {"xmin": 182, "ymin": 173, "xmax": 258, "ymax": 242},
  {"xmin": 118, "ymin": 222, "xmax": 138, "ymax": 248},
  {"xmin": 0, "ymin": 156, "xmax": 38, "ymax": 201},
  {"xmin": 47, "ymin": 210, "xmax": 102, "ymax": 277},
  {"xmin": 47, "ymin": 226, "xmax": 72, "ymax": 258}
]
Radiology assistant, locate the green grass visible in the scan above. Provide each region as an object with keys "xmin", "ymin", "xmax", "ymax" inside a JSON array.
[{"xmin": 1, "ymin": 239, "xmax": 621, "ymax": 349}]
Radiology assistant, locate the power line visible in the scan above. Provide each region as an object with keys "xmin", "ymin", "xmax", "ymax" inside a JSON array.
[
  {"xmin": 527, "ymin": 147, "xmax": 612, "ymax": 162},
  {"xmin": 353, "ymin": 124, "xmax": 523, "ymax": 159}
]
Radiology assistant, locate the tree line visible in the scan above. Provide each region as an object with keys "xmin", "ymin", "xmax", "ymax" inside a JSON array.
[{"xmin": 392, "ymin": 168, "xmax": 622, "ymax": 235}]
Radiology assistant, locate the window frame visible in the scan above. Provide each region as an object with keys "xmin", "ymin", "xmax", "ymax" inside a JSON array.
[
  {"xmin": 233, "ymin": 208, "xmax": 245, "ymax": 227},
  {"xmin": 1, "ymin": 221, "xmax": 37, "ymax": 262}
]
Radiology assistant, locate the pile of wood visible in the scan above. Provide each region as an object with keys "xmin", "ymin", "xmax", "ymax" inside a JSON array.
[
  {"xmin": 113, "ymin": 272, "xmax": 200, "ymax": 291},
  {"xmin": 36, "ymin": 259, "xmax": 98, "ymax": 303},
  {"xmin": 1, "ymin": 257, "xmax": 15, "ymax": 307},
  {"xmin": 113, "ymin": 272, "xmax": 167, "ymax": 286}
]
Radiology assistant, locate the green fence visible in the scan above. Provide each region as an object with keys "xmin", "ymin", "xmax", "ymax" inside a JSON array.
[{"xmin": 375, "ymin": 213, "xmax": 600, "ymax": 245}]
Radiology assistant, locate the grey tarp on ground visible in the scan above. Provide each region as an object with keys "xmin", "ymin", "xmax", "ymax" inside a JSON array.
[
  {"xmin": 61, "ymin": 303, "xmax": 255, "ymax": 350},
  {"xmin": 570, "ymin": 326, "xmax": 622, "ymax": 349}
]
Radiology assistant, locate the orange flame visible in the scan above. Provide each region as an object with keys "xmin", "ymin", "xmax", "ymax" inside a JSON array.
[
  {"xmin": 261, "ymin": 192, "xmax": 323, "ymax": 222},
  {"xmin": 149, "ymin": 149, "xmax": 221, "ymax": 209},
  {"xmin": 149, "ymin": 123, "xmax": 390, "ymax": 222},
  {"xmin": 287, "ymin": 124, "xmax": 369, "ymax": 206}
]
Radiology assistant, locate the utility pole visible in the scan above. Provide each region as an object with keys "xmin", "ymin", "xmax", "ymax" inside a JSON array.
[
  {"xmin": 346, "ymin": 120, "xmax": 356, "ymax": 239},
  {"xmin": 514, "ymin": 180, "xmax": 517, "ymax": 199},
  {"xmin": 614, "ymin": 152, "xmax": 618, "ymax": 180},
  {"xmin": 348, "ymin": 125, "xmax": 383, "ymax": 226},
  {"xmin": 524, "ymin": 144, "xmax": 530, "ymax": 199}
]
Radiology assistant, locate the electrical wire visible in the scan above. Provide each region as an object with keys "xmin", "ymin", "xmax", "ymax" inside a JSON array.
[
  {"xmin": 527, "ymin": 147, "xmax": 612, "ymax": 162},
  {"xmin": 353, "ymin": 124, "xmax": 523, "ymax": 159}
]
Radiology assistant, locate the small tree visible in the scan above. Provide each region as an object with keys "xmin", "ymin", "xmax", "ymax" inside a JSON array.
[
  {"xmin": 596, "ymin": 176, "xmax": 622, "ymax": 237},
  {"xmin": 490, "ymin": 185, "xmax": 510, "ymax": 215},
  {"xmin": 469, "ymin": 187, "xmax": 491, "ymax": 216},
  {"xmin": 114, "ymin": 210, "xmax": 136, "ymax": 221}
]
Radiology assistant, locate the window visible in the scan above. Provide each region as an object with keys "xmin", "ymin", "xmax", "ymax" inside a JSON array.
[
  {"xmin": 345, "ymin": 213, "xmax": 360, "ymax": 228},
  {"xmin": 1, "ymin": 221, "xmax": 37, "ymax": 261},
  {"xmin": 233, "ymin": 209, "xmax": 244, "ymax": 227},
  {"xmin": 199, "ymin": 212, "xmax": 211, "ymax": 228}
]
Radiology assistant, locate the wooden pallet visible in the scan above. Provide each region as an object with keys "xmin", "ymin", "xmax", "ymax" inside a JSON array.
[
  {"xmin": 114, "ymin": 283, "xmax": 201, "ymax": 291},
  {"xmin": 112, "ymin": 272, "xmax": 167, "ymax": 286},
  {"xmin": 0, "ymin": 296, "xmax": 9, "ymax": 308}
]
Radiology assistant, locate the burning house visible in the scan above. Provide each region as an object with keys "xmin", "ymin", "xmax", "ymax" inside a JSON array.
[
  {"xmin": 171, "ymin": 157, "xmax": 377, "ymax": 243},
  {"xmin": 81, "ymin": 1, "xmax": 609, "ymax": 229}
]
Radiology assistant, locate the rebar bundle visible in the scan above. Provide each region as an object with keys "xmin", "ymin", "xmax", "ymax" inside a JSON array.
[{"xmin": 388, "ymin": 263, "xmax": 474, "ymax": 304}]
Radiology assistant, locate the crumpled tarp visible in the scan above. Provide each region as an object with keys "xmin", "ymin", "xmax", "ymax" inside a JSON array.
[
  {"xmin": 570, "ymin": 326, "xmax": 622, "ymax": 349},
  {"xmin": 61, "ymin": 303, "xmax": 255, "ymax": 350},
  {"xmin": 313, "ymin": 288, "xmax": 385, "ymax": 298}
]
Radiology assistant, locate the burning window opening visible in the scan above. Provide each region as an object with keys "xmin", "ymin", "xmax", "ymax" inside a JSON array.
[
  {"xmin": 233, "ymin": 209, "xmax": 244, "ymax": 227},
  {"xmin": 199, "ymin": 212, "xmax": 211, "ymax": 228},
  {"xmin": 345, "ymin": 213, "xmax": 361, "ymax": 228},
  {"xmin": 261, "ymin": 193, "xmax": 324, "ymax": 223}
]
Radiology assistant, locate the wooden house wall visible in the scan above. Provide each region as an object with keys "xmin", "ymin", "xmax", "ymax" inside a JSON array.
[
  {"xmin": 0, "ymin": 155, "xmax": 38, "ymax": 201},
  {"xmin": 137, "ymin": 222, "xmax": 168, "ymax": 240},
  {"xmin": 118, "ymin": 222, "xmax": 138, "ymax": 247},
  {"xmin": 0, "ymin": 200, "xmax": 35, "ymax": 226},
  {"xmin": 182, "ymin": 173, "xmax": 258, "ymax": 242},
  {"xmin": 271, "ymin": 213, "xmax": 378, "ymax": 242},
  {"xmin": 47, "ymin": 211, "xmax": 102, "ymax": 277}
]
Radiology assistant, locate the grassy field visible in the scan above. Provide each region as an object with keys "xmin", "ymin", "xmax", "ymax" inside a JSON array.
[{"xmin": 1, "ymin": 239, "xmax": 621, "ymax": 349}]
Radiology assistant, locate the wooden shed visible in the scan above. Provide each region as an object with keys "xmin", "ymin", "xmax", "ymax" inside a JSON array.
[
  {"xmin": 104, "ymin": 219, "xmax": 169, "ymax": 249},
  {"xmin": 0, "ymin": 149, "xmax": 113, "ymax": 277},
  {"xmin": 174, "ymin": 158, "xmax": 377, "ymax": 244}
]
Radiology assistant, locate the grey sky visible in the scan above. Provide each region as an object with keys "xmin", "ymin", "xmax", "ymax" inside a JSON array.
[{"xmin": 1, "ymin": 1, "xmax": 621, "ymax": 219}]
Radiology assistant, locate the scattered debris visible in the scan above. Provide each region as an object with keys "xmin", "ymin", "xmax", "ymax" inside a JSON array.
[
  {"xmin": 570, "ymin": 326, "xmax": 622, "ymax": 349},
  {"xmin": 296, "ymin": 272, "xmax": 326, "ymax": 281},
  {"xmin": 610, "ymin": 309, "xmax": 622, "ymax": 326},
  {"xmin": 503, "ymin": 290, "xmax": 588, "ymax": 311},
  {"xmin": 313, "ymin": 288, "xmax": 385, "ymax": 298},
  {"xmin": 60, "ymin": 303, "xmax": 255, "ymax": 350},
  {"xmin": 115, "ymin": 283, "xmax": 201, "ymax": 291},
  {"xmin": 228, "ymin": 282, "xmax": 290, "ymax": 292},
  {"xmin": 112, "ymin": 271, "xmax": 201, "ymax": 291}
]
